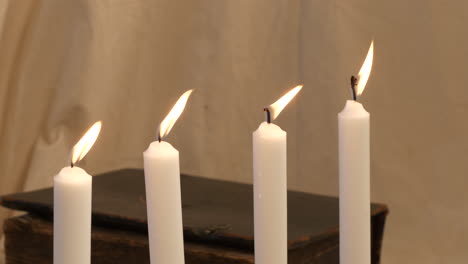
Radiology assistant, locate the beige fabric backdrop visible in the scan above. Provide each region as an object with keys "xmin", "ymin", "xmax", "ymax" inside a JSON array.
[{"xmin": 1, "ymin": 0, "xmax": 468, "ymax": 263}]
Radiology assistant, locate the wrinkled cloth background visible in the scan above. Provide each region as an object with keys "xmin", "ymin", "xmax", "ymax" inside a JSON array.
[{"xmin": 1, "ymin": 0, "xmax": 468, "ymax": 263}]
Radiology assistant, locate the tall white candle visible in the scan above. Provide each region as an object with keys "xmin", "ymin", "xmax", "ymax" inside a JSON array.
[
  {"xmin": 339, "ymin": 100, "xmax": 370, "ymax": 264},
  {"xmin": 339, "ymin": 41, "xmax": 373, "ymax": 264},
  {"xmin": 253, "ymin": 85, "xmax": 302, "ymax": 264},
  {"xmin": 54, "ymin": 121, "xmax": 102, "ymax": 264},
  {"xmin": 144, "ymin": 90, "xmax": 193, "ymax": 264}
]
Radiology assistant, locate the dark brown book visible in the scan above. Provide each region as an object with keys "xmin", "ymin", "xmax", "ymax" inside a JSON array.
[{"xmin": 1, "ymin": 169, "xmax": 388, "ymax": 263}]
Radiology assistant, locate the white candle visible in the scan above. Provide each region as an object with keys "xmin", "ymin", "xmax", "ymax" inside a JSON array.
[
  {"xmin": 144, "ymin": 141, "xmax": 184, "ymax": 264},
  {"xmin": 253, "ymin": 85, "xmax": 302, "ymax": 264},
  {"xmin": 338, "ymin": 100, "xmax": 370, "ymax": 264},
  {"xmin": 144, "ymin": 90, "xmax": 193, "ymax": 264},
  {"xmin": 54, "ymin": 167, "xmax": 92, "ymax": 264},
  {"xmin": 339, "ymin": 41, "xmax": 373, "ymax": 264},
  {"xmin": 54, "ymin": 121, "xmax": 102, "ymax": 264},
  {"xmin": 253, "ymin": 122, "xmax": 287, "ymax": 264}
]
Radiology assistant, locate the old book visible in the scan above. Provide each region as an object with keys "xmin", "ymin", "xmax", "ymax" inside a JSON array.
[{"xmin": 1, "ymin": 169, "xmax": 388, "ymax": 263}]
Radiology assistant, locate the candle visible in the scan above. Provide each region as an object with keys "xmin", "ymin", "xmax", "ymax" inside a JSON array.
[
  {"xmin": 338, "ymin": 41, "xmax": 373, "ymax": 264},
  {"xmin": 54, "ymin": 121, "xmax": 102, "ymax": 264},
  {"xmin": 253, "ymin": 85, "xmax": 302, "ymax": 264},
  {"xmin": 144, "ymin": 90, "xmax": 193, "ymax": 264}
]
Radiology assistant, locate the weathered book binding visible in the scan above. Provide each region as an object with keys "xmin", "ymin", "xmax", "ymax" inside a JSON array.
[{"xmin": 1, "ymin": 169, "xmax": 388, "ymax": 264}]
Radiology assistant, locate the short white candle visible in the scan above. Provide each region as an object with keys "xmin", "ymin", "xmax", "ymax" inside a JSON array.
[
  {"xmin": 54, "ymin": 167, "xmax": 92, "ymax": 264},
  {"xmin": 339, "ymin": 41, "xmax": 373, "ymax": 264},
  {"xmin": 253, "ymin": 122, "xmax": 286, "ymax": 264},
  {"xmin": 54, "ymin": 121, "xmax": 102, "ymax": 264},
  {"xmin": 144, "ymin": 141, "xmax": 184, "ymax": 264},
  {"xmin": 253, "ymin": 85, "xmax": 302, "ymax": 264},
  {"xmin": 144, "ymin": 90, "xmax": 193, "ymax": 264}
]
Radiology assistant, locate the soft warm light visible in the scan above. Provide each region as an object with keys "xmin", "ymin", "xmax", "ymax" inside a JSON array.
[
  {"xmin": 268, "ymin": 85, "xmax": 303, "ymax": 120},
  {"xmin": 71, "ymin": 121, "xmax": 102, "ymax": 166},
  {"xmin": 158, "ymin": 89, "xmax": 193, "ymax": 139},
  {"xmin": 356, "ymin": 41, "xmax": 374, "ymax": 95}
]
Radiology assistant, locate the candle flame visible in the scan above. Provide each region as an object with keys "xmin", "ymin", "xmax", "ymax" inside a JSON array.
[
  {"xmin": 356, "ymin": 41, "xmax": 374, "ymax": 96},
  {"xmin": 158, "ymin": 89, "xmax": 193, "ymax": 140},
  {"xmin": 71, "ymin": 121, "xmax": 102, "ymax": 166},
  {"xmin": 267, "ymin": 85, "xmax": 303, "ymax": 121}
]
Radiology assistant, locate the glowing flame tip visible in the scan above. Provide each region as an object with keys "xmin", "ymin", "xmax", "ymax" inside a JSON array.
[
  {"xmin": 158, "ymin": 89, "xmax": 193, "ymax": 140},
  {"xmin": 356, "ymin": 41, "xmax": 374, "ymax": 95},
  {"xmin": 267, "ymin": 85, "xmax": 303, "ymax": 121},
  {"xmin": 71, "ymin": 121, "xmax": 102, "ymax": 166}
]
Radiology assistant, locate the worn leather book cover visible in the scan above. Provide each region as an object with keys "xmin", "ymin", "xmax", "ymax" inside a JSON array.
[{"xmin": 1, "ymin": 169, "xmax": 388, "ymax": 263}]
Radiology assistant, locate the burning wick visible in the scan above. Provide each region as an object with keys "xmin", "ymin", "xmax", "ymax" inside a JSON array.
[
  {"xmin": 264, "ymin": 108, "xmax": 272, "ymax": 124},
  {"xmin": 157, "ymin": 130, "xmax": 162, "ymax": 143},
  {"xmin": 263, "ymin": 85, "xmax": 303, "ymax": 124},
  {"xmin": 350, "ymin": 75, "xmax": 359, "ymax": 101}
]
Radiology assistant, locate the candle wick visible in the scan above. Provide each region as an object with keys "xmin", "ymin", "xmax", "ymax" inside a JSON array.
[
  {"xmin": 70, "ymin": 161, "xmax": 74, "ymax": 168},
  {"xmin": 264, "ymin": 108, "xmax": 271, "ymax": 124},
  {"xmin": 350, "ymin": 76, "xmax": 358, "ymax": 101},
  {"xmin": 157, "ymin": 131, "xmax": 162, "ymax": 143}
]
